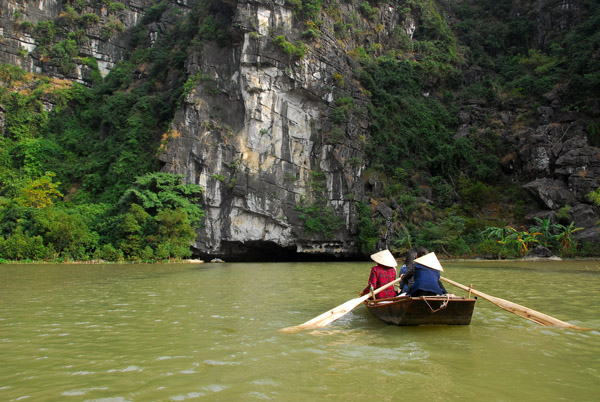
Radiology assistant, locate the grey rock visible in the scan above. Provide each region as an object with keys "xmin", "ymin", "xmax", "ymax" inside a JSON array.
[
  {"xmin": 524, "ymin": 246, "xmax": 556, "ymax": 259},
  {"xmin": 569, "ymin": 204, "xmax": 599, "ymax": 242},
  {"xmin": 522, "ymin": 179, "xmax": 577, "ymax": 210}
]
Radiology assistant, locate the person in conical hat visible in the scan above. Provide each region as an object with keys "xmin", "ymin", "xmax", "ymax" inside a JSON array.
[
  {"xmin": 399, "ymin": 248, "xmax": 447, "ymax": 297},
  {"xmin": 370, "ymin": 249, "xmax": 398, "ymax": 268},
  {"xmin": 414, "ymin": 251, "xmax": 444, "ymax": 272},
  {"xmin": 359, "ymin": 249, "xmax": 398, "ymax": 299}
]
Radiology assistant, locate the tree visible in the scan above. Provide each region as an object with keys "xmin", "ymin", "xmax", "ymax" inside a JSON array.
[
  {"xmin": 99, "ymin": 243, "xmax": 123, "ymax": 262},
  {"xmin": 0, "ymin": 227, "xmax": 48, "ymax": 260},
  {"xmin": 33, "ymin": 207, "xmax": 98, "ymax": 260},
  {"xmin": 119, "ymin": 172, "xmax": 204, "ymax": 225},
  {"xmin": 16, "ymin": 172, "xmax": 64, "ymax": 208},
  {"xmin": 483, "ymin": 225, "xmax": 539, "ymax": 257},
  {"xmin": 117, "ymin": 203, "xmax": 154, "ymax": 260},
  {"xmin": 155, "ymin": 208, "xmax": 197, "ymax": 259},
  {"xmin": 114, "ymin": 173, "xmax": 204, "ymax": 259},
  {"xmin": 421, "ymin": 213, "xmax": 467, "ymax": 256}
]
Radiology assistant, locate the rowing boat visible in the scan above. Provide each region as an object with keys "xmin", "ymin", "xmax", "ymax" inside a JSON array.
[{"xmin": 365, "ymin": 295, "xmax": 477, "ymax": 326}]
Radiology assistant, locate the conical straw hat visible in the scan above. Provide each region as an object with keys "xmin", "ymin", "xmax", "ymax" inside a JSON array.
[
  {"xmin": 370, "ymin": 249, "xmax": 398, "ymax": 267},
  {"xmin": 413, "ymin": 252, "xmax": 444, "ymax": 272}
]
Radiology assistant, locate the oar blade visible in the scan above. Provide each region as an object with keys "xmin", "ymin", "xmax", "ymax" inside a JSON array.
[
  {"xmin": 279, "ymin": 296, "xmax": 367, "ymax": 333},
  {"xmin": 440, "ymin": 276, "xmax": 591, "ymax": 330},
  {"xmin": 280, "ymin": 277, "xmax": 401, "ymax": 333},
  {"xmin": 477, "ymin": 293, "xmax": 590, "ymax": 330}
]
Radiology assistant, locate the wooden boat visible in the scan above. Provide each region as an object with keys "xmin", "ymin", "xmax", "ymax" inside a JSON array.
[{"xmin": 365, "ymin": 295, "xmax": 477, "ymax": 326}]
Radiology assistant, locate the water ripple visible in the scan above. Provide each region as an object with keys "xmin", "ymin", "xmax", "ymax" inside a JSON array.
[{"xmin": 0, "ymin": 261, "xmax": 598, "ymax": 401}]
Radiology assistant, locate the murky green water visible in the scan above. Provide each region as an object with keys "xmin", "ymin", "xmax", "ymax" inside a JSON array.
[{"xmin": 1, "ymin": 260, "xmax": 599, "ymax": 401}]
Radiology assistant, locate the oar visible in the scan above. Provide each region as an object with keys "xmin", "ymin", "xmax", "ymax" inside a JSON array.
[
  {"xmin": 440, "ymin": 276, "xmax": 590, "ymax": 330},
  {"xmin": 280, "ymin": 278, "xmax": 401, "ymax": 332}
]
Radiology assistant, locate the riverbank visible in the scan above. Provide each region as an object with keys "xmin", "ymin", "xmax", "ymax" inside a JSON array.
[
  {"xmin": 4, "ymin": 256, "xmax": 600, "ymax": 265},
  {"xmin": 0, "ymin": 258, "xmax": 206, "ymax": 264}
]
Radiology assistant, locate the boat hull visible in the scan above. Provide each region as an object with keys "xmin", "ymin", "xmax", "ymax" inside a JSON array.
[{"xmin": 365, "ymin": 295, "xmax": 476, "ymax": 326}]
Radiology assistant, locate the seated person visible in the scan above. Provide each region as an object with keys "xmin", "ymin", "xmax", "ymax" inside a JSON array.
[
  {"xmin": 400, "ymin": 250, "xmax": 447, "ymax": 297},
  {"xmin": 359, "ymin": 249, "xmax": 398, "ymax": 299},
  {"xmin": 398, "ymin": 249, "xmax": 417, "ymax": 295}
]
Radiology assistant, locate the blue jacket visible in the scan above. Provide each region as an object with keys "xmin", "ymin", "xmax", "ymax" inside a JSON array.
[{"xmin": 409, "ymin": 263, "xmax": 445, "ymax": 296}]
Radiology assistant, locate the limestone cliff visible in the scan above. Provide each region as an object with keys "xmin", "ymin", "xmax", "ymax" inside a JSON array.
[
  {"xmin": 158, "ymin": 0, "xmax": 392, "ymax": 260},
  {"xmin": 1, "ymin": 0, "xmax": 599, "ymax": 260},
  {"xmin": 0, "ymin": 0, "xmax": 155, "ymax": 82},
  {"xmin": 157, "ymin": 0, "xmax": 600, "ymax": 258}
]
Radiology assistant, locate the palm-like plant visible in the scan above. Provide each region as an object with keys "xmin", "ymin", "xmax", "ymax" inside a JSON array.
[
  {"xmin": 483, "ymin": 225, "xmax": 513, "ymax": 243},
  {"xmin": 484, "ymin": 219, "xmax": 584, "ymax": 257},
  {"xmin": 529, "ymin": 217, "xmax": 554, "ymax": 248},
  {"xmin": 484, "ymin": 225, "xmax": 541, "ymax": 256},
  {"xmin": 555, "ymin": 222, "xmax": 583, "ymax": 251},
  {"xmin": 515, "ymin": 230, "xmax": 541, "ymax": 255}
]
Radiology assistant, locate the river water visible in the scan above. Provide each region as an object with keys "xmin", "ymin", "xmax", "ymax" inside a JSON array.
[{"xmin": 1, "ymin": 260, "xmax": 599, "ymax": 401}]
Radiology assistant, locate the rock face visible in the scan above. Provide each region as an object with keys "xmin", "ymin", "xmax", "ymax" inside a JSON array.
[
  {"xmin": 0, "ymin": 0, "xmax": 155, "ymax": 82},
  {"xmin": 159, "ymin": 0, "xmax": 380, "ymax": 260},
  {"xmin": 516, "ymin": 117, "xmax": 600, "ymax": 241},
  {"xmin": 459, "ymin": 96, "xmax": 600, "ymax": 242}
]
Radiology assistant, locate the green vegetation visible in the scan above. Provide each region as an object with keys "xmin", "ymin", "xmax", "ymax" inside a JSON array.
[
  {"xmin": 0, "ymin": 171, "xmax": 203, "ymax": 262},
  {"xmin": 0, "ymin": 0, "xmax": 234, "ymax": 262},
  {"xmin": 355, "ymin": 201, "xmax": 380, "ymax": 254},
  {"xmin": 288, "ymin": 0, "xmax": 324, "ymax": 21},
  {"xmin": 297, "ymin": 171, "xmax": 344, "ymax": 238},
  {"xmin": 454, "ymin": 0, "xmax": 600, "ymax": 111},
  {"xmin": 349, "ymin": 0, "xmax": 599, "ymax": 259},
  {"xmin": 274, "ymin": 35, "xmax": 307, "ymax": 58},
  {"xmin": 359, "ymin": 57, "xmax": 499, "ymax": 181},
  {"xmin": 1, "ymin": 0, "xmax": 599, "ymax": 261},
  {"xmin": 481, "ymin": 219, "xmax": 583, "ymax": 259}
]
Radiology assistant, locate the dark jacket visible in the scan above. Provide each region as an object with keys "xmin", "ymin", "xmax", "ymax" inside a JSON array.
[
  {"xmin": 404, "ymin": 263, "xmax": 446, "ymax": 296},
  {"xmin": 398, "ymin": 265, "xmax": 413, "ymax": 294}
]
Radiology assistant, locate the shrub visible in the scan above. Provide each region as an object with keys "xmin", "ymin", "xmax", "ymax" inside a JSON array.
[
  {"xmin": 0, "ymin": 228, "xmax": 48, "ymax": 260},
  {"xmin": 274, "ymin": 35, "xmax": 306, "ymax": 58},
  {"xmin": 101, "ymin": 243, "xmax": 123, "ymax": 261},
  {"xmin": 109, "ymin": 2, "xmax": 126, "ymax": 13},
  {"xmin": 81, "ymin": 13, "xmax": 100, "ymax": 26},
  {"xmin": 355, "ymin": 202, "xmax": 379, "ymax": 254}
]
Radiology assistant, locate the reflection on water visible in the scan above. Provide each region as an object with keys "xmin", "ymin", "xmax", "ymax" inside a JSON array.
[{"xmin": 1, "ymin": 260, "xmax": 599, "ymax": 401}]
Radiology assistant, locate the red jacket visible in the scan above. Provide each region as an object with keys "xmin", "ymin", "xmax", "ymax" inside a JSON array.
[{"xmin": 363, "ymin": 264, "xmax": 397, "ymax": 299}]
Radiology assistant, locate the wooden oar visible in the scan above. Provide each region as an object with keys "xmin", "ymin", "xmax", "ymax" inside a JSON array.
[
  {"xmin": 440, "ymin": 276, "xmax": 590, "ymax": 330},
  {"xmin": 280, "ymin": 278, "xmax": 401, "ymax": 333}
]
